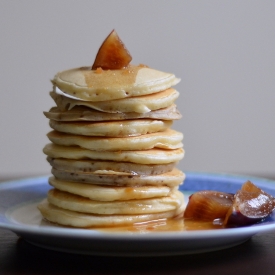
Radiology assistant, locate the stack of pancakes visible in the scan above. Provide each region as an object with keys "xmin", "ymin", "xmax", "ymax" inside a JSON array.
[{"xmin": 38, "ymin": 65, "xmax": 185, "ymax": 228}]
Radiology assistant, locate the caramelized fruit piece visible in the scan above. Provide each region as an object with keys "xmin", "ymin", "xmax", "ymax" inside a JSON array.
[
  {"xmin": 184, "ymin": 191, "xmax": 234, "ymax": 221},
  {"xmin": 224, "ymin": 181, "xmax": 275, "ymax": 226},
  {"xmin": 241, "ymin": 180, "xmax": 264, "ymax": 193},
  {"xmin": 92, "ymin": 30, "xmax": 132, "ymax": 70}
]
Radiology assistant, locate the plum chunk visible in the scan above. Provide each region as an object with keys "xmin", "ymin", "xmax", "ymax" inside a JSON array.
[
  {"xmin": 224, "ymin": 181, "xmax": 275, "ymax": 226},
  {"xmin": 92, "ymin": 30, "xmax": 132, "ymax": 70},
  {"xmin": 184, "ymin": 191, "xmax": 234, "ymax": 221}
]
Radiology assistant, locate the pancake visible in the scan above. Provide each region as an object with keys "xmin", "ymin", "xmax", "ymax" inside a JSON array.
[
  {"xmin": 47, "ymin": 189, "xmax": 183, "ymax": 215},
  {"xmin": 38, "ymin": 200, "xmax": 185, "ymax": 228},
  {"xmin": 51, "ymin": 168, "xmax": 185, "ymax": 187},
  {"xmin": 43, "ymin": 144, "xmax": 185, "ymax": 164},
  {"xmin": 51, "ymin": 88, "xmax": 179, "ymax": 113},
  {"xmin": 49, "ymin": 119, "xmax": 172, "ymax": 137},
  {"xmin": 47, "ymin": 158, "xmax": 177, "ymax": 175},
  {"xmin": 53, "ymin": 65, "xmax": 180, "ymax": 101},
  {"xmin": 49, "ymin": 177, "xmax": 176, "ymax": 201},
  {"xmin": 44, "ymin": 104, "xmax": 182, "ymax": 122},
  {"xmin": 47, "ymin": 129, "xmax": 183, "ymax": 151},
  {"xmin": 45, "ymin": 105, "xmax": 182, "ymax": 122}
]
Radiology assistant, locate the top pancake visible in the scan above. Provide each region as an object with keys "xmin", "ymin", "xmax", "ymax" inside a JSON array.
[{"xmin": 53, "ymin": 65, "xmax": 180, "ymax": 101}]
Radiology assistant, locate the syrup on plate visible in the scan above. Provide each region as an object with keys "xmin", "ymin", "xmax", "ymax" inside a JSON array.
[{"xmin": 99, "ymin": 216, "xmax": 225, "ymax": 233}]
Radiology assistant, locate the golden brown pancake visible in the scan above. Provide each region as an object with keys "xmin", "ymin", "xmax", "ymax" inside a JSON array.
[
  {"xmin": 53, "ymin": 65, "xmax": 180, "ymax": 101},
  {"xmin": 51, "ymin": 168, "xmax": 185, "ymax": 187},
  {"xmin": 47, "ymin": 129, "xmax": 183, "ymax": 151},
  {"xmin": 48, "ymin": 176, "xmax": 176, "ymax": 201},
  {"xmin": 43, "ymin": 143, "xmax": 185, "ymax": 164},
  {"xmin": 51, "ymin": 88, "xmax": 179, "ymax": 113},
  {"xmin": 47, "ymin": 158, "xmax": 177, "ymax": 175},
  {"xmin": 49, "ymin": 119, "xmax": 172, "ymax": 137},
  {"xmin": 44, "ymin": 104, "xmax": 182, "ymax": 122},
  {"xmin": 47, "ymin": 188, "xmax": 184, "ymax": 214},
  {"xmin": 38, "ymin": 200, "xmax": 185, "ymax": 228}
]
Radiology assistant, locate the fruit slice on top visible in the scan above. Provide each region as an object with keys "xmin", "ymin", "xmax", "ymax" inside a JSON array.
[
  {"xmin": 92, "ymin": 30, "xmax": 132, "ymax": 70},
  {"xmin": 224, "ymin": 181, "xmax": 275, "ymax": 226}
]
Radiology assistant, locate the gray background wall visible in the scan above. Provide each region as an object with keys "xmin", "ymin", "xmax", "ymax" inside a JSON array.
[{"xmin": 0, "ymin": 1, "xmax": 274, "ymax": 178}]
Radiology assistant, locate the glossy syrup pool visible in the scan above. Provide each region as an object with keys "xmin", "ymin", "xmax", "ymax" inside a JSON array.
[{"xmin": 99, "ymin": 216, "xmax": 225, "ymax": 233}]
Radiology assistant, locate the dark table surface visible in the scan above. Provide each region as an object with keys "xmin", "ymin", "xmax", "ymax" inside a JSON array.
[{"xmin": 1, "ymin": 175, "xmax": 275, "ymax": 275}]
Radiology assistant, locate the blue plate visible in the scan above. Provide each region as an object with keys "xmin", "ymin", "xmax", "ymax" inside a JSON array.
[{"xmin": 0, "ymin": 172, "xmax": 275, "ymax": 256}]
